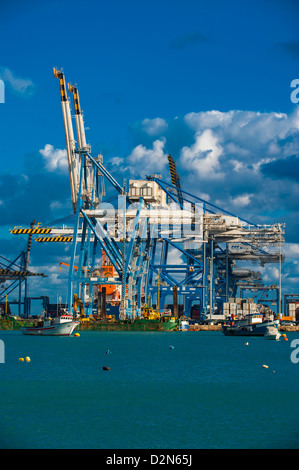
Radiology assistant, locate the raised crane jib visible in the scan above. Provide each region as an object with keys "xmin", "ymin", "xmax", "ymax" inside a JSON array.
[
  {"xmin": 68, "ymin": 83, "xmax": 94, "ymax": 206},
  {"xmin": 53, "ymin": 67, "xmax": 79, "ymax": 213}
]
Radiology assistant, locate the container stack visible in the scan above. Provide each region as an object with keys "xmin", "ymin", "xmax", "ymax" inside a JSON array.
[
  {"xmin": 223, "ymin": 298, "xmax": 259, "ymax": 318},
  {"xmin": 287, "ymin": 302, "xmax": 298, "ymax": 321}
]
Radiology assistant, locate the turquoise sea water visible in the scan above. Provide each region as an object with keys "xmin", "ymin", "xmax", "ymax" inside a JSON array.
[{"xmin": 0, "ymin": 330, "xmax": 298, "ymax": 449}]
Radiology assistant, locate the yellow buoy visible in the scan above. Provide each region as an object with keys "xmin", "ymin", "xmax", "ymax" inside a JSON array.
[
  {"xmin": 74, "ymin": 333, "xmax": 80, "ymax": 337},
  {"xmin": 19, "ymin": 357, "xmax": 24, "ymax": 362},
  {"xmin": 25, "ymin": 356, "xmax": 31, "ymax": 362},
  {"xmin": 262, "ymin": 365, "xmax": 269, "ymax": 369}
]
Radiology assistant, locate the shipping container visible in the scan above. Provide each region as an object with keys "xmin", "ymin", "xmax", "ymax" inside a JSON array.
[{"xmin": 288, "ymin": 302, "xmax": 299, "ymax": 309}]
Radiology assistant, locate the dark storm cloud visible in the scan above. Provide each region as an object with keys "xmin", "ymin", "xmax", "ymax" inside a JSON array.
[{"xmin": 261, "ymin": 154, "xmax": 299, "ymax": 182}]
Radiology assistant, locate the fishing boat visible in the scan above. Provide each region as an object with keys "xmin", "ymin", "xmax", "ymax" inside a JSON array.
[
  {"xmin": 222, "ymin": 313, "xmax": 279, "ymax": 336},
  {"xmin": 264, "ymin": 326, "xmax": 281, "ymax": 340},
  {"xmin": 21, "ymin": 314, "xmax": 79, "ymax": 336}
]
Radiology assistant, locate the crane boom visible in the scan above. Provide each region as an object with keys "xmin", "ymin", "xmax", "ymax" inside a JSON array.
[
  {"xmin": 68, "ymin": 83, "xmax": 94, "ymax": 205},
  {"xmin": 53, "ymin": 67, "xmax": 79, "ymax": 212},
  {"xmin": 68, "ymin": 84, "xmax": 87, "ymax": 149}
]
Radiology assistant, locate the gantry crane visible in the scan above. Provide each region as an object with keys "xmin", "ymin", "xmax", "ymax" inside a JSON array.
[
  {"xmin": 1, "ymin": 220, "xmax": 47, "ymax": 316},
  {"xmin": 8, "ymin": 68, "xmax": 286, "ymax": 320},
  {"xmin": 53, "ymin": 68, "xmax": 80, "ymax": 212}
]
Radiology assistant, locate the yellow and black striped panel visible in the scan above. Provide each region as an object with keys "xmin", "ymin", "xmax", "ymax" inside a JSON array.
[
  {"xmin": 36, "ymin": 236, "xmax": 73, "ymax": 243},
  {"xmin": 59, "ymin": 77, "xmax": 67, "ymax": 102},
  {"xmin": 68, "ymin": 84, "xmax": 81, "ymax": 115},
  {"xmin": 53, "ymin": 68, "xmax": 67, "ymax": 102},
  {"xmin": 10, "ymin": 228, "xmax": 52, "ymax": 234},
  {"xmin": 73, "ymin": 91, "xmax": 80, "ymax": 115}
]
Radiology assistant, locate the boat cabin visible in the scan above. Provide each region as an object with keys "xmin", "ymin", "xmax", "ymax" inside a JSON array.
[
  {"xmin": 232, "ymin": 313, "xmax": 263, "ymax": 326},
  {"xmin": 52, "ymin": 314, "xmax": 74, "ymax": 324}
]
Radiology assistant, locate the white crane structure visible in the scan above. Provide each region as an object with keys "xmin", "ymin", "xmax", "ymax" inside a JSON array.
[{"xmin": 9, "ymin": 68, "xmax": 286, "ymax": 320}]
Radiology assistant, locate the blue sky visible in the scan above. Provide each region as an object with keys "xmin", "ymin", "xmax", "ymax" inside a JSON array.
[{"xmin": 0, "ymin": 0, "xmax": 298, "ymax": 308}]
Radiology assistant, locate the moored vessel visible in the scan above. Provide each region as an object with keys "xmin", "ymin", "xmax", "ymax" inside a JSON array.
[
  {"xmin": 222, "ymin": 313, "xmax": 279, "ymax": 336},
  {"xmin": 264, "ymin": 326, "xmax": 281, "ymax": 340},
  {"xmin": 21, "ymin": 313, "xmax": 80, "ymax": 336}
]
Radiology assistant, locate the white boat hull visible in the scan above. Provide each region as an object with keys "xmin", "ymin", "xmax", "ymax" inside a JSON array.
[
  {"xmin": 265, "ymin": 333, "xmax": 281, "ymax": 340},
  {"xmin": 21, "ymin": 321, "xmax": 80, "ymax": 336},
  {"xmin": 264, "ymin": 327, "xmax": 281, "ymax": 340},
  {"xmin": 223, "ymin": 319, "xmax": 280, "ymax": 336}
]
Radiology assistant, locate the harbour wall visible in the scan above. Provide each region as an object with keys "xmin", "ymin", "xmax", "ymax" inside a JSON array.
[{"xmin": 1, "ymin": 319, "xmax": 298, "ymax": 332}]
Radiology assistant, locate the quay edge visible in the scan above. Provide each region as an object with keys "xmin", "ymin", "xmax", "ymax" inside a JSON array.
[{"xmin": 1, "ymin": 319, "xmax": 299, "ymax": 332}]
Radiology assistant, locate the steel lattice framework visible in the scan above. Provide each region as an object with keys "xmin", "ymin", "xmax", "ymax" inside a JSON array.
[{"xmin": 8, "ymin": 68, "xmax": 286, "ymax": 319}]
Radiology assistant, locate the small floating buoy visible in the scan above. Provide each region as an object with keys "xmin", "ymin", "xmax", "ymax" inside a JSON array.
[
  {"xmin": 245, "ymin": 342, "xmax": 249, "ymax": 346},
  {"xmin": 281, "ymin": 334, "xmax": 287, "ymax": 337},
  {"xmin": 74, "ymin": 333, "xmax": 80, "ymax": 337},
  {"xmin": 25, "ymin": 356, "xmax": 31, "ymax": 362},
  {"xmin": 283, "ymin": 337, "xmax": 288, "ymax": 341},
  {"xmin": 103, "ymin": 366, "xmax": 111, "ymax": 371},
  {"xmin": 262, "ymin": 365, "xmax": 269, "ymax": 369},
  {"xmin": 19, "ymin": 357, "xmax": 24, "ymax": 362}
]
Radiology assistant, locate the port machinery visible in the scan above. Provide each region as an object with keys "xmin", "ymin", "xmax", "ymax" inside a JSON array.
[
  {"xmin": 9, "ymin": 68, "xmax": 286, "ymax": 320},
  {"xmin": 1, "ymin": 220, "xmax": 48, "ymax": 317}
]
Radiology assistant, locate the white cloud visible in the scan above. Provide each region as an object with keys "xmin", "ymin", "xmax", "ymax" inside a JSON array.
[
  {"xmin": 184, "ymin": 109, "xmax": 299, "ymax": 164},
  {"xmin": 184, "ymin": 110, "xmax": 235, "ymax": 131},
  {"xmin": 180, "ymin": 128, "xmax": 224, "ymax": 179},
  {"xmin": 283, "ymin": 243, "xmax": 299, "ymax": 258},
  {"xmin": 142, "ymin": 118, "xmax": 168, "ymax": 136},
  {"xmin": 39, "ymin": 144, "xmax": 68, "ymax": 173},
  {"xmin": 49, "ymin": 200, "xmax": 70, "ymax": 211},
  {"xmin": 126, "ymin": 138, "xmax": 168, "ymax": 176},
  {"xmin": 0, "ymin": 67, "xmax": 36, "ymax": 97},
  {"xmin": 197, "ymin": 192, "xmax": 211, "ymax": 201},
  {"xmin": 109, "ymin": 156, "xmax": 123, "ymax": 167},
  {"xmin": 230, "ymin": 159, "xmax": 246, "ymax": 172},
  {"xmin": 230, "ymin": 193, "xmax": 253, "ymax": 207}
]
